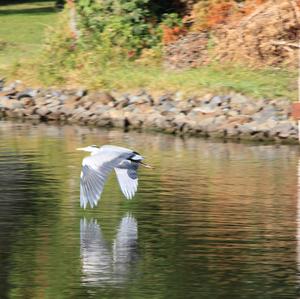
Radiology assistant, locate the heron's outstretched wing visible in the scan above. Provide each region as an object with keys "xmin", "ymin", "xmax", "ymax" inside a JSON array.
[
  {"xmin": 80, "ymin": 153, "xmax": 126, "ymax": 209},
  {"xmin": 114, "ymin": 161, "xmax": 139, "ymax": 200}
]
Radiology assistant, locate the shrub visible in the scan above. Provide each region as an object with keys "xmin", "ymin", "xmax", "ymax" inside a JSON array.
[
  {"xmin": 37, "ymin": 10, "xmax": 78, "ymax": 83},
  {"xmin": 76, "ymin": 0, "xmax": 161, "ymax": 59},
  {"xmin": 160, "ymin": 13, "xmax": 185, "ymax": 45},
  {"xmin": 37, "ymin": 0, "xmax": 189, "ymax": 83}
]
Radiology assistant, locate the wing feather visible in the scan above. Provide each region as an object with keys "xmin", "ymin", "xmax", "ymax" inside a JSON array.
[
  {"xmin": 80, "ymin": 154, "xmax": 125, "ymax": 209},
  {"xmin": 79, "ymin": 146, "xmax": 143, "ymax": 208},
  {"xmin": 114, "ymin": 162, "xmax": 139, "ymax": 200}
]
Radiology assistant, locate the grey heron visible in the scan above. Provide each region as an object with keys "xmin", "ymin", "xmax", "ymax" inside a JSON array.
[{"xmin": 77, "ymin": 145, "xmax": 151, "ymax": 209}]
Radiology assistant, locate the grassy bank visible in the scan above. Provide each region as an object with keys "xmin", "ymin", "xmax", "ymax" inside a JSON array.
[
  {"xmin": 13, "ymin": 61, "xmax": 297, "ymax": 100},
  {"xmin": 0, "ymin": 0, "xmax": 57, "ymax": 68},
  {"xmin": 71, "ymin": 64, "xmax": 296, "ymax": 100},
  {"xmin": 0, "ymin": 1, "xmax": 297, "ymax": 101}
]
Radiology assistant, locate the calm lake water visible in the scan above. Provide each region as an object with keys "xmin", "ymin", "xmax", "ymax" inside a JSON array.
[{"xmin": 0, "ymin": 120, "xmax": 300, "ymax": 299}]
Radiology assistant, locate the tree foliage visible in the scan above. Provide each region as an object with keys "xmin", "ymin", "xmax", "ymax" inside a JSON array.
[
  {"xmin": 76, "ymin": 0, "xmax": 161, "ymax": 58},
  {"xmin": 37, "ymin": 0, "xmax": 271, "ymax": 84}
]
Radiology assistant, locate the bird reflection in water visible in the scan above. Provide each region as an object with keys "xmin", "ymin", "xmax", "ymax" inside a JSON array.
[{"xmin": 80, "ymin": 213, "xmax": 138, "ymax": 286}]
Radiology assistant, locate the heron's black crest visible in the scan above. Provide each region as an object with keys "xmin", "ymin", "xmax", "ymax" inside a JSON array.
[{"xmin": 127, "ymin": 151, "xmax": 142, "ymax": 162}]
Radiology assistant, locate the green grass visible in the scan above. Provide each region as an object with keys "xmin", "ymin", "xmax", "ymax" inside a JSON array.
[
  {"xmin": 67, "ymin": 63, "xmax": 297, "ymax": 100},
  {"xmin": 0, "ymin": 0, "xmax": 57, "ymax": 68}
]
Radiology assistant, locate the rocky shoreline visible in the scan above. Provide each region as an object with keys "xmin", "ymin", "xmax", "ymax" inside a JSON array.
[{"xmin": 0, "ymin": 80, "xmax": 298, "ymax": 143}]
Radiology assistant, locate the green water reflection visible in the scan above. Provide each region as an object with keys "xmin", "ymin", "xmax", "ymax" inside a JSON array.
[{"xmin": 0, "ymin": 120, "xmax": 299, "ymax": 299}]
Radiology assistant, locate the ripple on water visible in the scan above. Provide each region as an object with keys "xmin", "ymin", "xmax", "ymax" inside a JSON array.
[{"xmin": 0, "ymin": 121, "xmax": 299, "ymax": 298}]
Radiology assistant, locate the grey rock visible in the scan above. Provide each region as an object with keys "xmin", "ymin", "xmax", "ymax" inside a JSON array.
[
  {"xmin": 59, "ymin": 106, "xmax": 73, "ymax": 116},
  {"xmin": 95, "ymin": 92, "xmax": 115, "ymax": 105},
  {"xmin": 209, "ymin": 95, "xmax": 230, "ymax": 108},
  {"xmin": 251, "ymin": 105, "xmax": 277, "ymax": 123},
  {"xmin": 20, "ymin": 97, "xmax": 35, "ymax": 107},
  {"xmin": 161, "ymin": 101, "xmax": 175, "ymax": 111},
  {"xmin": 82, "ymin": 101, "xmax": 94, "ymax": 110},
  {"xmin": 45, "ymin": 98, "xmax": 55, "ymax": 105},
  {"xmin": 96, "ymin": 118, "xmax": 113, "ymax": 127},
  {"xmin": 240, "ymin": 102, "xmax": 258, "ymax": 115},
  {"xmin": 86, "ymin": 114, "xmax": 99, "ymax": 125},
  {"xmin": 51, "ymin": 90, "xmax": 62, "ymax": 97},
  {"xmin": 11, "ymin": 101, "xmax": 24, "ymax": 110},
  {"xmin": 17, "ymin": 88, "xmax": 38, "ymax": 100},
  {"xmin": 72, "ymin": 106, "xmax": 86, "ymax": 116},
  {"xmin": 269, "ymin": 121, "xmax": 296, "ymax": 138},
  {"xmin": 76, "ymin": 89, "xmax": 87, "ymax": 98},
  {"xmin": 36, "ymin": 106, "xmax": 50, "ymax": 117},
  {"xmin": 34, "ymin": 97, "xmax": 47, "ymax": 106},
  {"xmin": 175, "ymin": 101, "xmax": 192, "ymax": 114},
  {"xmin": 95, "ymin": 105, "xmax": 110, "ymax": 115},
  {"xmin": 198, "ymin": 98, "xmax": 221, "ymax": 113},
  {"xmin": 214, "ymin": 115, "xmax": 227, "ymax": 125},
  {"xmin": 193, "ymin": 106, "xmax": 216, "ymax": 114},
  {"xmin": 115, "ymin": 98, "xmax": 130, "ymax": 108},
  {"xmin": 230, "ymin": 94, "xmax": 249, "ymax": 105},
  {"xmin": 174, "ymin": 91, "xmax": 185, "ymax": 102},
  {"xmin": 27, "ymin": 114, "xmax": 41, "ymax": 120},
  {"xmin": 0, "ymin": 98, "xmax": 22, "ymax": 109},
  {"xmin": 3, "ymin": 81, "xmax": 21, "ymax": 92},
  {"xmin": 47, "ymin": 111, "xmax": 61, "ymax": 121},
  {"xmin": 129, "ymin": 94, "xmax": 153, "ymax": 105},
  {"xmin": 58, "ymin": 94, "xmax": 69, "ymax": 103},
  {"xmin": 196, "ymin": 117, "xmax": 216, "ymax": 131},
  {"xmin": 226, "ymin": 110, "xmax": 239, "ymax": 117},
  {"xmin": 157, "ymin": 94, "xmax": 173, "ymax": 105},
  {"xmin": 0, "ymin": 96, "xmax": 9, "ymax": 106},
  {"xmin": 238, "ymin": 122, "xmax": 258, "ymax": 135},
  {"xmin": 223, "ymin": 126, "xmax": 240, "ymax": 138},
  {"xmin": 47, "ymin": 99, "xmax": 61, "ymax": 108},
  {"xmin": 23, "ymin": 107, "xmax": 35, "ymax": 116}
]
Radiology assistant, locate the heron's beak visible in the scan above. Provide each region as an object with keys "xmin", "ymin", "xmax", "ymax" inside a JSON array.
[
  {"xmin": 76, "ymin": 147, "xmax": 85, "ymax": 151},
  {"xmin": 140, "ymin": 161, "xmax": 153, "ymax": 169}
]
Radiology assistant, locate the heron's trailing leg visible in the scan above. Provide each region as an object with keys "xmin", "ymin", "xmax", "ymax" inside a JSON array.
[{"xmin": 139, "ymin": 161, "xmax": 153, "ymax": 168}]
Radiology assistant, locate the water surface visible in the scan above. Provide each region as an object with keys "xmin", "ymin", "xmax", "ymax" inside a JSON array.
[{"xmin": 0, "ymin": 120, "xmax": 299, "ymax": 299}]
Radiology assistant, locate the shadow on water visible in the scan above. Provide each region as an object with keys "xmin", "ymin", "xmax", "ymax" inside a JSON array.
[{"xmin": 0, "ymin": 151, "xmax": 61, "ymax": 299}]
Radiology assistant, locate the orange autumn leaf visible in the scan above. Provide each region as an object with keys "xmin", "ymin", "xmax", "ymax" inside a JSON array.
[{"xmin": 162, "ymin": 25, "xmax": 186, "ymax": 45}]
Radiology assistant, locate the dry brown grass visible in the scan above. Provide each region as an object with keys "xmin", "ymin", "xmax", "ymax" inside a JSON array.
[{"xmin": 166, "ymin": 0, "xmax": 299, "ymax": 69}]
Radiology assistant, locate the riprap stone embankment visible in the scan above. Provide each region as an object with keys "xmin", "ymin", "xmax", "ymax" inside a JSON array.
[{"xmin": 0, "ymin": 81, "xmax": 297, "ymax": 143}]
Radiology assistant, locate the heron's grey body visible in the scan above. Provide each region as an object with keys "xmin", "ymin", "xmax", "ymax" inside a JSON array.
[{"xmin": 78, "ymin": 145, "xmax": 145, "ymax": 209}]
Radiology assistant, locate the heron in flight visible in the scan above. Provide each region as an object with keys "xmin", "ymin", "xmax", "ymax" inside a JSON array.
[{"xmin": 77, "ymin": 145, "xmax": 151, "ymax": 209}]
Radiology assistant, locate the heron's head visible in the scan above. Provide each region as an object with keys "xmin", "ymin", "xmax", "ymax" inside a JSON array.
[{"xmin": 77, "ymin": 145, "xmax": 100, "ymax": 154}]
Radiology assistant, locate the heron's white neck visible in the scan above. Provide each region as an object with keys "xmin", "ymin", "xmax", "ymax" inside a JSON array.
[
  {"xmin": 77, "ymin": 146, "xmax": 102, "ymax": 155},
  {"xmin": 90, "ymin": 149, "xmax": 101, "ymax": 155}
]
